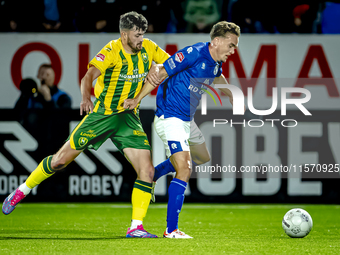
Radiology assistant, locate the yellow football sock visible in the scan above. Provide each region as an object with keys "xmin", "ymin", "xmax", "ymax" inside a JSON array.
[
  {"xmin": 26, "ymin": 156, "xmax": 55, "ymax": 189},
  {"xmin": 131, "ymin": 180, "xmax": 152, "ymax": 221}
]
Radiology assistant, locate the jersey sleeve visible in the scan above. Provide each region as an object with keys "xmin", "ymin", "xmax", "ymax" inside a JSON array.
[
  {"xmin": 146, "ymin": 39, "xmax": 170, "ymax": 64},
  {"xmin": 163, "ymin": 46, "xmax": 199, "ymax": 77},
  {"xmin": 88, "ymin": 41, "xmax": 117, "ymax": 74}
]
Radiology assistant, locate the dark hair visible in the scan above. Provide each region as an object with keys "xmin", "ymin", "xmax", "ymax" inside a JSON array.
[
  {"xmin": 210, "ymin": 21, "xmax": 241, "ymax": 40},
  {"xmin": 119, "ymin": 11, "xmax": 148, "ymax": 32}
]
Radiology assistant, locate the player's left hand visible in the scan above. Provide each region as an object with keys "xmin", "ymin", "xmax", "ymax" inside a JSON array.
[{"xmin": 123, "ymin": 98, "xmax": 138, "ymax": 110}]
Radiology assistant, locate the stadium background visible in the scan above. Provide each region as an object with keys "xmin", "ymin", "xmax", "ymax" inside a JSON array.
[{"xmin": 0, "ymin": 1, "xmax": 340, "ymax": 204}]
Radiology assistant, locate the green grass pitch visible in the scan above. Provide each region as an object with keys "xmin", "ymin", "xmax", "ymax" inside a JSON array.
[{"xmin": 0, "ymin": 203, "xmax": 339, "ymax": 254}]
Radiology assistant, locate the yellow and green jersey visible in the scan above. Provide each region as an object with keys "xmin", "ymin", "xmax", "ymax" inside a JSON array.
[{"xmin": 88, "ymin": 38, "xmax": 169, "ymax": 115}]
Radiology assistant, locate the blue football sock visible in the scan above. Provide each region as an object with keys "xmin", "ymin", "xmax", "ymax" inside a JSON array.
[
  {"xmin": 167, "ymin": 178, "xmax": 187, "ymax": 233},
  {"xmin": 154, "ymin": 158, "xmax": 176, "ymax": 181}
]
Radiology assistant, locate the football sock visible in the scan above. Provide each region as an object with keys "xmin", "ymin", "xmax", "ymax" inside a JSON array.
[
  {"xmin": 25, "ymin": 156, "xmax": 55, "ymax": 189},
  {"xmin": 154, "ymin": 158, "xmax": 176, "ymax": 181},
  {"xmin": 167, "ymin": 178, "xmax": 187, "ymax": 233},
  {"xmin": 18, "ymin": 183, "xmax": 31, "ymax": 196},
  {"xmin": 130, "ymin": 220, "xmax": 143, "ymax": 230},
  {"xmin": 131, "ymin": 180, "xmax": 152, "ymax": 227}
]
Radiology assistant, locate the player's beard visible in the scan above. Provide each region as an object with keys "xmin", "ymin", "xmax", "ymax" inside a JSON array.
[{"xmin": 127, "ymin": 37, "xmax": 142, "ymax": 54}]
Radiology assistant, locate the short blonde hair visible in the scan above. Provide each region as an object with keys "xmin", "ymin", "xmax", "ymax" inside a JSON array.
[{"xmin": 210, "ymin": 21, "xmax": 241, "ymax": 40}]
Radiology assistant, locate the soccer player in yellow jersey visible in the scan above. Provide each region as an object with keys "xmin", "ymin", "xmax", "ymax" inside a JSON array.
[{"xmin": 3, "ymin": 11, "xmax": 170, "ymax": 238}]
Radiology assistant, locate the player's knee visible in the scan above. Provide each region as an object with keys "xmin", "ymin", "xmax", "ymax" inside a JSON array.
[
  {"xmin": 146, "ymin": 165, "xmax": 155, "ymax": 180},
  {"xmin": 51, "ymin": 156, "xmax": 67, "ymax": 171},
  {"xmin": 138, "ymin": 164, "xmax": 154, "ymax": 182},
  {"xmin": 176, "ymin": 165, "xmax": 191, "ymax": 182}
]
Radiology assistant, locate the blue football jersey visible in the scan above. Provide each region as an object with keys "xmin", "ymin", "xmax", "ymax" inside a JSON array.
[{"xmin": 155, "ymin": 42, "xmax": 223, "ymax": 121}]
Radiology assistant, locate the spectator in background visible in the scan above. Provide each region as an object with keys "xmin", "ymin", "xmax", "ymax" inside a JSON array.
[
  {"xmin": 13, "ymin": 67, "xmax": 72, "ymax": 155},
  {"xmin": 229, "ymin": 0, "xmax": 267, "ymax": 33},
  {"xmin": 14, "ymin": 78, "xmax": 55, "ymax": 111},
  {"xmin": 42, "ymin": 0, "xmax": 77, "ymax": 32},
  {"xmin": 37, "ymin": 64, "xmax": 72, "ymax": 155},
  {"xmin": 14, "ymin": 78, "xmax": 57, "ymax": 152},
  {"xmin": 321, "ymin": 1, "xmax": 340, "ymax": 33},
  {"xmin": 0, "ymin": 0, "xmax": 76, "ymax": 32},
  {"xmin": 42, "ymin": 0, "xmax": 61, "ymax": 31},
  {"xmin": 37, "ymin": 64, "xmax": 72, "ymax": 109},
  {"xmin": 74, "ymin": 0, "xmax": 123, "ymax": 32},
  {"xmin": 292, "ymin": 1, "xmax": 318, "ymax": 33},
  {"xmin": 74, "ymin": 0, "xmax": 177, "ymax": 33},
  {"xmin": 137, "ymin": 0, "xmax": 173, "ymax": 33},
  {"xmin": 4, "ymin": 0, "xmax": 44, "ymax": 32},
  {"xmin": 182, "ymin": 0, "xmax": 223, "ymax": 33}
]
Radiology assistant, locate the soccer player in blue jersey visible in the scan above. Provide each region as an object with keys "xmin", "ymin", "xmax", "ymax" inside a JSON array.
[{"xmin": 124, "ymin": 21, "xmax": 241, "ymax": 238}]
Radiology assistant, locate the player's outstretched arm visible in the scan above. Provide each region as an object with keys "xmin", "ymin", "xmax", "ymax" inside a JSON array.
[
  {"xmin": 123, "ymin": 65, "xmax": 168, "ymax": 110},
  {"xmin": 80, "ymin": 66, "xmax": 101, "ymax": 115},
  {"xmin": 214, "ymin": 74, "xmax": 233, "ymax": 105},
  {"xmin": 214, "ymin": 74, "xmax": 246, "ymax": 113}
]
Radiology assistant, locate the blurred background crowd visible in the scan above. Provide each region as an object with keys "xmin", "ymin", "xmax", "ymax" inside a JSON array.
[{"xmin": 0, "ymin": 0, "xmax": 339, "ymax": 34}]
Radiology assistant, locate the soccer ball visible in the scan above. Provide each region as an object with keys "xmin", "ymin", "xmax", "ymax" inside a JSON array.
[{"xmin": 282, "ymin": 208, "xmax": 313, "ymax": 238}]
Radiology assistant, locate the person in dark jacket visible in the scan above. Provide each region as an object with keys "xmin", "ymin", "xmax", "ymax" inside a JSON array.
[{"xmin": 36, "ymin": 63, "xmax": 72, "ymax": 109}]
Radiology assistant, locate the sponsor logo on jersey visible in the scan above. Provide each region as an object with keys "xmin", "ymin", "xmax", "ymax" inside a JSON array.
[
  {"xmin": 133, "ymin": 130, "xmax": 147, "ymax": 136},
  {"xmin": 142, "ymin": 53, "xmax": 149, "ymax": 63},
  {"xmin": 80, "ymin": 131, "xmax": 97, "ymax": 138},
  {"xmin": 122, "ymin": 59, "xmax": 128, "ymax": 65},
  {"xmin": 119, "ymin": 72, "xmax": 147, "ymax": 82},
  {"xmin": 187, "ymin": 47, "xmax": 193, "ymax": 54},
  {"xmin": 78, "ymin": 137, "xmax": 88, "ymax": 147},
  {"xmin": 95, "ymin": 53, "xmax": 105, "ymax": 62},
  {"xmin": 168, "ymin": 58, "xmax": 176, "ymax": 69},
  {"xmin": 175, "ymin": 52, "xmax": 185, "ymax": 63}
]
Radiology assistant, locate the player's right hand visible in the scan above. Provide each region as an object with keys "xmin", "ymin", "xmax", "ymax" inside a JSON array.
[
  {"xmin": 80, "ymin": 98, "xmax": 94, "ymax": 115},
  {"xmin": 39, "ymin": 85, "xmax": 52, "ymax": 101},
  {"xmin": 123, "ymin": 98, "xmax": 138, "ymax": 110}
]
